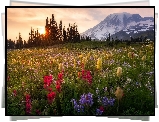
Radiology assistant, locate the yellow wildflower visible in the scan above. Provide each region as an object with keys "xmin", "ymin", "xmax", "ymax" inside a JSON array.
[
  {"xmin": 115, "ymin": 87, "xmax": 124, "ymax": 100},
  {"xmin": 82, "ymin": 57, "xmax": 87, "ymax": 66},
  {"xmin": 87, "ymin": 52, "xmax": 91, "ymax": 58},
  {"xmin": 128, "ymin": 52, "xmax": 132, "ymax": 58},
  {"xmin": 73, "ymin": 59, "xmax": 76, "ymax": 68},
  {"xmin": 142, "ymin": 55, "xmax": 146, "ymax": 61},
  {"xmin": 78, "ymin": 54, "xmax": 83, "ymax": 58},
  {"xmin": 105, "ymin": 54, "xmax": 108, "ymax": 59},
  {"xmin": 117, "ymin": 67, "xmax": 122, "ymax": 77},
  {"xmin": 96, "ymin": 58, "xmax": 102, "ymax": 70},
  {"xmin": 58, "ymin": 63, "xmax": 63, "ymax": 71}
]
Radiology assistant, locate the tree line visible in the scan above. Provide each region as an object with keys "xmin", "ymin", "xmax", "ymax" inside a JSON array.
[
  {"xmin": 7, "ymin": 14, "xmax": 151, "ymax": 49},
  {"xmin": 7, "ymin": 14, "xmax": 92, "ymax": 49}
]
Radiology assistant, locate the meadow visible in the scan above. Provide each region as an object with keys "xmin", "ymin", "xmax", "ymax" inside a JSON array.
[{"xmin": 7, "ymin": 41, "xmax": 155, "ymax": 115}]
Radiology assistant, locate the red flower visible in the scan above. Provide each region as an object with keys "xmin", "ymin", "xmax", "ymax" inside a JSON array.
[
  {"xmin": 55, "ymin": 72, "xmax": 64, "ymax": 85},
  {"xmin": 25, "ymin": 94, "xmax": 30, "ymax": 100},
  {"xmin": 26, "ymin": 102, "xmax": 31, "ymax": 114},
  {"xmin": 47, "ymin": 92, "xmax": 56, "ymax": 104},
  {"xmin": 43, "ymin": 75, "xmax": 53, "ymax": 86},
  {"xmin": 99, "ymin": 106, "xmax": 104, "ymax": 112},
  {"xmin": 48, "ymin": 87, "xmax": 52, "ymax": 92},
  {"xmin": 81, "ymin": 69, "xmax": 92, "ymax": 85},
  {"xmin": 56, "ymin": 80, "xmax": 60, "ymax": 85},
  {"xmin": 58, "ymin": 72, "xmax": 63, "ymax": 80},
  {"xmin": 43, "ymin": 84, "xmax": 47, "ymax": 89},
  {"xmin": 36, "ymin": 109, "xmax": 41, "ymax": 115},
  {"xmin": 56, "ymin": 84, "xmax": 61, "ymax": 92},
  {"xmin": 13, "ymin": 90, "xmax": 17, "ymax": 96}
]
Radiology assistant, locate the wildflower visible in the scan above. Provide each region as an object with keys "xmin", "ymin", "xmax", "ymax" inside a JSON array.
[
  {"xmin": 142, "ymin": 55, "xmax": 146, "ymax": 61},
  {"xmin": 56, "ymin": 72, "xmax": 64, "ymax": 85},
  {"xmin": 71, "ymin": 99, "xmax": 77, "ymax": 105},
  {"xmin": 117, "ymin": 67, "xmax": 122, "ymax": 77},
  {"xmin": 99, "ymin": 106, "xmax": 104, "ymax": 112},
  {"xmin": 22, "ymin": 81, "xmax": 25, "ymax": 88},
  {"xmin": 133, "ymin": 53, "xmax": 138, "ymax": 58},
  {"xmin": 101, "ymin": 97, "xmax": 109, "ymax": 106},
  {"xmin": 85, "ymin": 71, "xmax": 92, "ymax": 84},
  {"xmin": 81, "ymin": 63, "xmax": 85, "ymax": 69},
  {"xmin": 128, "ymin": 52, "xmax": 134, "ymax": 58},
  {"xmin": 25, "ymin": 94, "xmax": 31, "ymax": 102},
  {"xmin": 26, "ymin": 102, "xmax": 31, "ymax": 114},
  {"xmin": 96, "ymin": 88, "xmax": 99, "ymax": 94},
  {"xmin": 43, "ymin": 75, "xmax": 53, "ymax": 87},
  {"xmin": 71, "ymin": 99, "xmax": 84, "ymax": 113},
  {"xmin": 96, "ymin": 108, "xmax": 103, "ymax": 115},
  {"xmin": 87, "ymin": 52, "xmax": 91, "ymax": 58},
  {"xmin": 58, "ymin": 63, "xmax": 63, "ymax": 71},
  {"xmin": 47, "ymin": 92, "xmax": 56, "ymax": 104},
  {"xmin": 56, "ymin": 84, "xmax": 61, "ymax": 92},
  {"xmin": 48, "ymin": 87, "xmax": 52, "ymax": 92},
  {"xmin": 127, "ymin": 77, "xmax": 131, "ymax": 83},
  {"xmin": 81, "ymin": 70, "xmax": 92, "ymax": 85},
  {"xmin": 105, "ymin": 54, "xmax": 108, "ymax": 59},
  {"xmin": 82, "ymin": 57, "xmax": 87, "ymax": 66},
  {"xmin": 36, "ymin": 109, "xmax": 41, "ymax": 115},
  {"xmin": 73, "ymin": 59, "xmax": 76, "ymax": 68},
  {"xmin": 79, "ymin": 92, "xmax": 94, "ymax": 107},
  {"xmin": 115, "ymin": 87, "xmax": 124, "ymax": 100},
  {"xmin": 43, "ymin": 84, "xmax": 47, "ymax": 89},
  {"xmin": 25, "ymin": 94, "xmax": 31, "ymax": 114},
  {"xmin": 58, "ymin": 72, "xmax": 63, "ymax": 81},
  {"xmin": 96, "ymin": 58, "xmax": 102, "ymax": 70},
  {"xmin": 13, "ymin": 90, "xmax": 17, "ymax": 96},
  {"xmin": 78, "ymin": 54, "xmax": 83, "ymax": 58},
  {"xmin": 78, "ymin": 71, "xmax": 81, "ymax": 78},
  {"xmin": 103, "ymin": 87, "xmax": 107, "ymax": 92},
  {"xmin": 108, "ymin": 98, "xmax": 115, "ymax": 106}
]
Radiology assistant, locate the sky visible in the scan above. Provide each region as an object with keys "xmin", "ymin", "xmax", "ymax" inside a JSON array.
[{"xmin": 7, "ymin": 3, "xmax": 155, "ymax": 42}]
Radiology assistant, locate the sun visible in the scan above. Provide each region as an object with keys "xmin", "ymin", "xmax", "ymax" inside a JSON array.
[{"xmin": 39, "ymin": 27, "xmax": 45, "ymax": 35}]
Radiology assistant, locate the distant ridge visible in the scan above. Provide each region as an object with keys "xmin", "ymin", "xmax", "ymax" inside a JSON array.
[{"xmin": 81, "ymin": 12, "xmax": 154, "ymax": 40}]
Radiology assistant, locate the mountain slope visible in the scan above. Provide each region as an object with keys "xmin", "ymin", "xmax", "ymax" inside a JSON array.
[{"xmin": 81, "ymin": 12, "xmax": 154, "ymax": 40}]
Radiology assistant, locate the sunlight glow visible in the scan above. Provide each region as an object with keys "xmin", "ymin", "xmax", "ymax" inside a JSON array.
[{"xmin": 39, "ymin": 27, "xmax": 45, "ymax": 35}]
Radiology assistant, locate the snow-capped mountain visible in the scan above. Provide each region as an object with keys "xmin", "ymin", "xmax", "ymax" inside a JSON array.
[{"xmin": 81, "ymin": 12, "xmax": 154, "ymax": 40}]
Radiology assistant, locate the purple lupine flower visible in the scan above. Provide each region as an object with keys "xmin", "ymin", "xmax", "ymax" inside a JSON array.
[
  {"xmin": 71, "ymin": 99, "xmax": 77, "ymax": 106},
  {"xmin": 71, "ymin": 99, "xmax": 84, "ymax": 113},
  {"xmin": 102, "ymin": 97, "xmax": 109, "ymax": 106},
  {"xmin": 101, "ymin": 97, "xmax": 115, "ymax": 106},
  {"xmin": 79, "ymin": 93, "xmax": 94, "ymax": 107},
  {"xmin": 96, "ymin": 109, "xmax": 103, "ymax": 115},
  {"xmin": 79, "ymin": 94, "xmax": 87, "ymax": 105},
  {"xmin": 108, "ymin": 98, "xmax": 115, "ymax": 106}
]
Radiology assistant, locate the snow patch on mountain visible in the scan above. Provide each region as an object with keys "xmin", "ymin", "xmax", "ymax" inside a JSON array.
[{"xmin": 81, "ymin": 12, "xmax": 154, "ymax": 40}]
